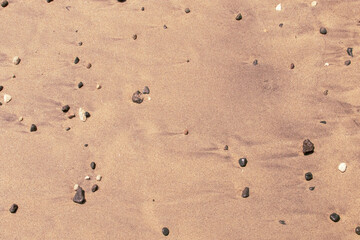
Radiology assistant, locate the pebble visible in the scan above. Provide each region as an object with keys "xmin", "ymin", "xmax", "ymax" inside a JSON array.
[
  {"xmin": 141, "ymin": 7, "xmax": 144, "ymax": 11},
  {"xmin": 66, "ymin": 127, "xmax": 70, "ymax": 131},
  {"xmin": 143, "ymin": 86, "xmax": 150, "ymax": 94},
  {"xmin": 253, "ymin": 59, "xmax": 258, "ymax": 66},
  {"xmin": 78, "ymin": 42, "xmax": 83, "ymax": 46},
  {"xmin": 96, "ymin": 84, "xmax": 101, "ymax": 89},
  {"xmin": 90, "ymin": 162, "xmax": 96, "ymax": 170},
  {"xmin": 74, "ymin": 57, "xmax": 80, "ymax": 64},
  {"xmin": 132, "ymin": 34, "xmax": 137, "ymax": 40},
  {"xmin": 275, "ymin": 3, "xmax": 282, "ymax": 11},
  {"xmin": 162, "ymin": 227, "xmax": 170, "ymax": 236},
  {"xmin": 242, "ymin": 187, "xmax": 249, "ymax": 198},
  {"xmin": 78, "ymin": 82, "xmax": 83, "ymax": 88},
  {"xmin": 117, "ymin": 0, "xmax": 126, "ymax": 2},
  {"xmin": 320, "ymin": 27, "xmax": 327, "ymax": 35},
  {"xmin": 84, "ymin": 144, "xmax": 88, "ymax": 147},
  {"xmin": 91, "ymin": 184, "xmax": 98, "ymax": 192},
  {"xmin": 62, "ymin": 105, "xmax": 70, "ymax": 113},
  {"xmin": 13, "ymin": 56, "xmax": 21, "ymax": 65},
  {"xmin": 323, "ymin": 90, "xmax": 328, "ymax": 95},
  {"xmin": 73, "ymin": 187, "xmax": 85, "ymax": 204},
  {"xmin": 311, "ymin": 1, "xmax": 317, "ymax": 7},
  {"xmin": 86, "ymin": 63, "xmax": 92, "ymax": 69},
  {"xmin": 4, "ymin": 94, "xmax": 12, "ymax": 103},
  {"xmin": 12, "ymin": 74, "xmax": 16, "ymax": 78},
  {"xmin": 84, "ymin": 176, "xmax": 90, "ymax": 180},
  {"xmin": 320, "ymin": 121, "xmax": 326, "ymax": 124},
  {"xmin": 235, "ymin": 13, "xmax": 242, "ymax": 21},
  {"xmin": 96, "ymin": 175, "xmax": 102, "ymax": 181},
  {"xmin": 290, "ymin": 63, "xmax": 295, "ymax": 69},
  {"xmin": 30, "ymin": 124, "xmax": 37, "ymax": 132},
  {"xmin": 85, "ymin": 112, "xmax": 91, "ymax": 118},
  {"xmin": 183, "ymin": 129, "xmax": 189, "ymax": 135},
  {"xmin": 279, "ymin": 23, "xmax": 283, "ymax": 28},
  {"xmin": 309, "ymin": 186, "xmax": 315, "ymax": 191},
  {"xmin": 324, "ymin": 62, "xmax": 329, "ymax": 66},
  {"xmin": 329, "ymin": 213, "xmax": 340, "ymax": 222},
  {"xmin": 224, "ymin": 145, "xmax": 228, "ymax": 150},
  {"xmin": 305, "ymin": 172, "xmax": 313, "ymax": 181},
  {"xmin": 347, "ymin": 47, "xmax": 353, "ymax": 57},
  {"xmin": 279, "ymin": 220, "xmax": 286, "ymax": 225},
  {"xmin": 1, "ymin": 0, "xmax": 8, "ymax": 8},
  {"xmin": 0, "ymin": 86, "xmax": 4, "ymax": 91},
  {"xmin": 67, "ymin": 113, "xmax": 75, "ymax": 119},
  {"xmin": 9, "ymin": 204, "xmax": 18, "ymax": 213},
  {"xmin": 79, "ymin": 108, "xmax": 87, "ymax": 122},
  {"xmin": 19, "ymin": 117, "xmax": 23, "ymax": 122},
  {"xmin": 185, "ymin": 8, "xmax": 190, "ymax": 13},
  {"xmin": 163, "ymin": 25, "xmax": 167, "ymax": 29},
  {"xmin": 74, "ymin": 184, "xmax": 79, "ymax": 191},
  {"xmin": 239, "ymin": 158, "xmax": 248, "ymax": 167},
  {"xmin": 338, "ymin": 162, "xmax": 347, "ymax": 173},
  {"xmin": 303, "ymin": 139, "xmax": 314, "ymax": 155},
  {"xmin": 355, "ymin": 226, "xmax": 360, "ymax": 235},
  {"xmin": 132, "ymin": 91, "xmax": 144, "ymax": 104},
  {"xmin": 345, "ymin": 60, "xmax": 351, "ymax": 66},
  {"xmin": 47, "ymin": 0, "xmax": 53, "ymax": 2}
]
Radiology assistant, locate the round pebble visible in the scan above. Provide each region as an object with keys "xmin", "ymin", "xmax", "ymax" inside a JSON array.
[
  {"xmin": 345, "ymin": 60, "xmax": 351, "ymax": 66},
  {"xmin": 30, "ymin": 124, "xmax": 37, "ymax": 132},
  {"xmin": 141, "ymin": 7, "xmax": 144, "ymax": 11},
  {"xmin": 320, "ymin": 27, "xmax": 327, "ymax": 35},
  {"xmin": 239, "ymin": 158, "xmax": 248, "ymax": 167},
  {"xmin": 279, "ymin": 23, "xmax": 283, "ymax": 28},
  {"xmin": 62, "ymin": 105, "xmax": 70, "ymax": 113},
  {"xmin": 330, "ymin": 213, "xmax": 340, "ymax": 222},
  {"xmin": 91, "ymin": 184, "xmax": 99, "ymax": 192},
  {"xmin": 355, "ymin": 226, "xmax": 360, "ymax": 235},
  {"xmin": 338, "ymin": 162, "xmax": 347, "ymax": 173},
  {"xmin": 91, "ymin": 162, "xmax": 96, "ymax": 170},
  {"xmin": 183, "ymin": 129, "xmax": 189, "ymax": 135},
  {"xmin": 132, "ymin": 34, "xmax": 137, "ymax": 40},
  {"xmin": 305, "ymin": 172, "xmax": 313, "ymax": 181},
  {"xmin": 162, "ymin": 227, "xmax": 170, "ymax": 236},
  {"xmin": 185, "ymin": 8, "xmax": 190, "ymax": 13},
  {"xmin": 96, "ymin": 175, "xmax": 102, "ymax": 181},
  {"xmin": 74, "ymin": 57, "xmax": 80, "ymax": 64},
  {"xmin": 1, "ymin": 0, "xmax": 8, "ymax": 8},
  {"xmin": 9, "ymin": 204, "xmax": 18, "ymax": 214},
  {"xmin": 13, "ymin": 56, "xmax": 21, "ymax": 65},
  {"xmin": 309, "ymin": 186, "xmax": 315, "ymax": 191},
  {"xmin": 311, "ymin": 1, "xmax": 317, "ymax": 7},
  {"xmin": 86, "ymin": 63, "xmax": 92, "ymax": 69},
  {"xmin": 290, "ymin": 63, "xmax": 295, "ymax": 69},
  {"xmin": 85, "ymin": 112, "xmax": 91, "ymax": 118},
  {"xmin": 78, "ymin": 82, "xmax": 83, "ymax": 88},
  {"xmin": 84, "ymin": 144, "xmax": 88, "ymax": 147},
  {"xmin": 85, "ymin": 176, "xmax": 90, "ymax": 180},
  {"xmin": 320, "ymin": 120, "xmax": 326, "ymax": 124},
  {"xmin": 74, "ymin": 184, "xmax": 79, "ymax": 191},
  {"xmin": 66, "ymin": 127, "xmax": 71, "ymax": 131},
  {"xmin": 235, "ymin": 13, "xmax": 242, "ymax": 21}
]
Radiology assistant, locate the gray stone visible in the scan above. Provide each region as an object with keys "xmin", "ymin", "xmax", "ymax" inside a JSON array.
[{"xmin": 73, "ymin": 187, "xmax": 85, "ymax": 204}]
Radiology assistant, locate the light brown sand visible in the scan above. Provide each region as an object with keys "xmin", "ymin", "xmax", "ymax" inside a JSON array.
[{"xmin": 1, "ymin": 0, "xmax": 360, "ymax": 239}]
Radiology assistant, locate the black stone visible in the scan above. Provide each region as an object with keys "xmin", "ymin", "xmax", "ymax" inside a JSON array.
[
  {"xmin": 66, "ymin": 127, "xmax": 71, "ymax": 131},
  {"xmin": 9, "ymin": 204, "xmax": 18, "ymax": 213},
  {"xmin": 253, "ymin": 59, "xmax": 258, "ymax": 66},
  {"xmin": 30, "ymin": 124, "xmax": 37, "ymax": 132},
  {"xmin": 91, "ymin": 162, "xmax": 96, "ymax": 169},
  {"xmin": 320, "ymin": 27, "xmax": 327, "ymax": 35},
  {"xmin": 279, "ymin": 220, "xmax": 286, "ymax": 225},
  {"xmin": 239, "ymin": 158, "xmax": 247, "ymax": 167},
  {"xmin": 305, "ymin": 172, "xmax": 313, "ymax": 181},
  {"xmin": 85, "ymin": 112, "xmax": 90, "ymax": 118},
  {"xmin": 330, "ymin": 213, "xmax": 340, "ymax": 222},
  {"xmin": 1, "ymin": 1, "xmax": 8, "ymax": 8},
  {"xmin": 78, "ymin": 42, "xmax": 83, "ymax": 46},
  {"xmin": 91, "ymin": 184, "xmax": 98, "ymax": 192},
  {"xmin": 46, "ymin": 0, "xmax": 53, "ymax": 2},
  {"xmin": 235, "ymin": 13, "xmax": 242, "ymax": 21},
  {"xmin": 224, "ymin": 145, "xmax": 228, "ymax": 150},
  {"xmin": 303, "ymin": 139, "xmax": 314, "ymax": 155},
  {"xmin": 162, "ymin": 227, "xmax": 170, "ymax": 236},
  {"xmin": 132, "ymin": 34, "xmax": 137, "ymax": 40},
  {"xmin": 84, "ymin": 144, "xmax": 88, "ymax": 147},
  {"xmin": 242, "ymin": 187, "xmax": 249, "ymax": 198},
  {"xmin": 347, "ymin": 47, "xmax": 353, "ymax": 57},
  {"xmin": 141, "ymin": 7, "xmax": 144, "ymax": 11},
  {"xmin": 62, "ymin": 105, "xmax": 70, "ymax": 113},
  {"xmin": 345, "ymin": 60, "xmax": 351, "ymax": 66},
  {"xmin": 279, "ymin": 23, "xmax": 283, "ymax": 28},
  {"xmin": 117, "ymin": 0, "xmax": 126, "ymax": 2},
  {"xmin": 355, "ymin": 226, "xmax": 360, "ymax": 235},
  {"xmin": 0, "ymin": 85, "xmax": 3, "ymax": 91},
  {"xmin": 73, "ymin": 187, "xmax": 85, "ymax": 204},
  {"xmin": 309, "ymin": 186, "xmax": 315, "ymax": 191},
  {"xmin": 320, "ymin": 121, "xmax": 326, "ymax": 124},
  {"xmin": 74, "ymin": 57, "xmax": 80, "ymax": 64},
  {"xmin": 78, "ymin": 82, "xmax": 83, "ymax": 88},
  {"xmin": 185, "ymin": 8, "xmax": 190, "ymax": 13},
  {"xmin": 290, "ymin": 63, "xmax": 295, "ymax": 69},
  {"xmin": 132, "ymin": 90, "xmax": 144, "ymax": 104},
  {"xmin": 143, "ymin": 86, "xmax": 150, "ymax": 94}
]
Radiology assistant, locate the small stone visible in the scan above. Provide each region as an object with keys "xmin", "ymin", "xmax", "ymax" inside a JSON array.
[
  {"xmin": 347, "ymin": 47, "xmax": 353, "ymax": 57},
  {"xmin": 19, "ymin": 117, "xmax": 23, "ymax": 122},
  {"xmin": 84, "ymin": 144, "xmax": 88, "ymax": 147},
  {"xmin": 117, "ymin": 0, "xmax": 126, "ymax": 2},
  {"xmin": 78, "ymin": 82, "xmax": 83, "ymax": 88},
  {"xmin": 345, "ymin": 60, "xmax": 351, "ymax": 66},
  {"xmin": 279, "ymin": 220, "xmax": 286, "ymax": 225},
  {"xmin": 275, "ymin": 3, "xmax": 282, "ymax": 11},
  {"xmin": 186, "ymin": 59, "xmax": 190, "ymax": 62},
  {"xmin": 85, "ymin": 112, "xmax": 90, "ymax": 118},
  {"xmin": 90, "ymin": 162, "xmax": 96, "ymax": 170},
  {"xmin": 303, "ymin": 139, "xmax": 314, "ymax": 155},
  {"xmin": 338, "ymin": 162, "xmax": 347, "ymax": 173},
  {"xmin": 235, "ymin": 13, "xmax": 242, "ymax": 21},
  {"xmin": 141, "ymin": 7, "xmax": 144, "ymax": 11},
  {"xmin": 185, "ymin": 8, "xmax": 190, "ymax": 13},
  {"xmin": 132, "ymin": 90, "xmax": 144, "ymax": 104},
  {"xmin": 96, "ymin": 84, "xmax": 101, "ymax": 89},
  {"xmin": 66, "ymin": 127, "xmax": 71, "ymax": 131},
  {"xmin": 30, "ymin": 124, "xmax": 37, "ymax": 132},
  {"xmin": 1, "ymin": 0, "xmax": 8, "ymax": 7},
  {"xmin": 143, "ymin": 86, "xmax": 150, "ymax": 94},
  {"xmin": 324, "ymin": 62, "xmax": 329, "ymax": 66},
  {"xmin": 9, "ymin": 204, "xmax": 18, "ymax": 213},
  {"xmin": 290, "ymin": 63, "xmax": 295, "ymax": 69},
  {"xmin": 96, "ymin": 175, "xmax": 102, "ymax": 181},
  {"xmin": 132, "ymin": 34, "xmax": 137, "ymax": 40},
  {"xmin": 320, "ymin": 121, "xmax": 326, "ymax": 124},
  {"xmin": 78, "ymin": 42, "xmax": 83, "ymax": 46},
  {"xmin": 279, "ymin": 23, "xmax": 283, "ymax": 28},
  {"xmin": 0, "ymin": 86, "xmax": 4, "ymax": 91},
  {"xmin": 74, "ymin": 184, "xmax": 79, "ymax": 191},
  {"xmin": 73, "ymin": 187, "xmax": 85, "ymax": 204},
  {"xmin": 86, "ymin": 63, "xmax": 92, "ymax": 69},
  {"xmin": 4, "ymin": 94, "xmax": 12, "ymax": 103},
  {"xmin": 67, "ymin": 113, "xmax": 75, "ymax": 119},
  {"xmin": 46, "ymin": 0, "xmax": 53, "ymax": 3},
  {"xmin": 323, "ymin": 90, "xmax": 328, "ymax": 95},
  {"xmin": 163, "ymin": 25, "xmax": 167, "ymax": 29},
  {"xmin": 84, "ymin": 176, "xmax": 90, "ymax": 180},
  {"xmin": 224, "ymin": 145, "xmax": 228, "ymax": 150},
  {"xmin": 309, "ymin": 186, "xmax": 315, "ymax": 191},
  {"xmin": 183, "ymin": 129, "xmax": 189, "ymax": 135},
  {"xmin": 253, "ymin": 59, "xmax": 258, "ymax": 65},
  {"xmin": 79, "ymin": 108, "xmax": 86, "ymax": 122},
  {"xmin": 311, "ymin": 1, "xmax": 317, "ymax": 7},
  {"xmin": 242, "ymin": 187, "xmax": 249, "ymax": 198},
  {"xmin": 12, "ymin": 74, "xmax": 16, "ymax": 78},
  {"xmin": 62, "ymin": 105, "xmax": 70, "ymax": 113},
  {"xmin": 330, "ymin": 213, "xmax": 340, "ymax": 222},
  {"xmin": 305, "ymin": 172, "xmax": 313, "ymax": 181},
  {"xmin": 239, "ymin": 158, "xmax": 248, "ymax": 167},
  {"xmin": 320, "ymin": 27, "xmax": 327, "ymax": 35},
  {"xmin": 74, "ymin": 57, "xmax": 80, "ymax": 64},
  {"xmin": 355, "ymin": 226, "xmax": 360, "ymax": 235},
  {"xmin": 162, "ymin": 227, "xmax": 170, "ymax": 236},
  {"xmin": 91, "ymin": 184, "xmax": 98, "ymax": 192},
  {"xmin": 13, "ymin": 56, "xmax": 20, "ymax": 65}
]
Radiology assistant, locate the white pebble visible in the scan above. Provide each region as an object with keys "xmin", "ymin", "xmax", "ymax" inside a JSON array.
[
  {"xmin": 12, "ymin": 56, "xmax": 20, "ymax": 65},
  {"xmin": 85, "ymin": 176, "xmax": 90, "ymax": 180},
  {"xmin": 79, "ymin": 107, "xmax": 86, "ymax": 122},
  {"xmin": 311, "ymin": 1, "xmax": 317, "ymax": 7},
  {"xmin": 338, "ymin": 163, "xmax": 347, "ymax": 173},
  {"xmin": 96, "ymin": 175, "xmax": 102, "ymax": 181},
  {"xmin": 324, "ymin": 62, "xmax": 329, "ymax": 66},
  {"xmin": 4, "ymin": 94, "xmax": 12, "ymax": 103},
  {"xmin": 276, "ymin": 3, "xmax": 282, "ymax": 11},
  {"xmin": 74, "ymin": 184, "xmax": 79, "ymax": 191},
  {"xmin": 96, "ymin": 84, "xmax": 101, "ymax": 89},
  {"xmin": 148, "ymin": 96, "xmax": 151, "ymax": 101},
  {"xmin": 19, "ymin": 116, "xmax": 23, "ymax": 122}
]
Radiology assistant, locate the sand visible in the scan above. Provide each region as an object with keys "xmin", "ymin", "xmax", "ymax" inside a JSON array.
[{"xmin": 1, "ymin": 0, "xmax": 360, "ymax": 239}]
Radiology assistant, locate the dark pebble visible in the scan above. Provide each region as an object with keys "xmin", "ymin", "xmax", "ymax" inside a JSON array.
[
  {"xmin": 46, "ymin": 0, "xmax": 53, "ymax": 2},
  {"xmin": 309, "ymin": 186, "xmax": 315, "ymax": 191},
  {"xmin": 347, "ymin": 47, "xmax": 353, "ymax": 57},
  {"xmin": 62, "ymin": 105, "xmax": 70, "ymax": 113},
  {"xmin": 78, "ymin": 82, "xmax": 83, "ymax": 88},
  {"xmin": 242, "ymin": 187, "xmax": 249, "ymax": 198},
  {"xmin": 163, "ymin": 25, "xmax": 167, "ymax": 29},
  {"xmin": 1, "ymin": 0, "xmax": 8, "ymax": 8},
  {"xmin": 0, "ymin": 85, "xmax": 3, "ymax": 91},
  {"xmin": 78, "ymin": 42, "xmax": 83, "ymax": 46},
  {"xmin": 84, "ymin": 144, "xmax": 88, "ymax": 147},
  {"xmin": 238, "ymin": 158, "xmax": 247, "ymax": 167},
  {"xmin": 345, "ymin": 60, "xmax": 351, "ymax": 66},
  {"xmin": 184, "ymin": 129, "xmax": 189, "ymax": 135},
  {"xmin": 85, "ymin": 112, "xmax": 90, "ymax": 118},
  {"xmin": 185, "ymin": 8, "xmax": 190, "ymax": 13},
  {"xmin": 141, "ymin": 7, "xmax": 144, "ymax": 11},
  {"xmin": 303, "ymin": 139, "xmax": 314, "ymax": 155},
  {"xmin": 73, "ymin": 187, "xmax": 85, "ymax": 204},
  {"xmin": 186, "ymin": 59, "xmax": 190, "ymax": 62},
  {"xmin": 224, "ymin": 145, "xmax": 228, "ymax": 150},
  {"xmin": 355, "ymin": 226, "xmax": 360, "ymax": 235},
  {"xmin": 66, "ymin": 127, "xmax": 71, "ymax": 131},
  {"xmin": 305, "ymin": 172, "xmax": 313, "ymax": 181},
  {"xmin": 235, "ymin": 13, "xmax": 242, "ymax": 21},
  {"xmin": 143, "ymin": 86, "xmax": 150, "ymax": 94},
  {"xmin": 323, "ymin": 90, "xmax": 328, "ymax": 95},
  {"xmin": 290, "ymin": 63, "xmax": 295, "ymax": 69},
  {"xmin": 9, "ymin": 204, "xmax": 18, "ymax": 213},
  {"xmin": 320, "ymin": 121, "xmax": 326, "ymax": 124},
  {"xmin": 132, "ymin": 34, "xmax": 137, "ymax": 40},
  {"xmin": 330, "ymin": 213, "xmax": 340, "ymax": 222},
  {"xmin": 74, "ymin": 57, "xmax": 80, "ymax": 64},
  {"xmin": 91, "ymin": 184, "xmax": 99, "ymax": 192},
  {"xmin": 30, "ymin": 124, "xmax": 37, "ymax": 132},
  {"xmin": 132, "ymin": 90, "xmax": 144, "ymax": 104},
  {"xmin": 320, "ymin": 27, "xmax": 327, "ymax": 35},
  {"xmin": 117, "ymin": 0, "xmax": 126, "ymax": 2},
  {"xmin": 253, "ymin": 59, "xmax": 258, "ymax": 66},
  {"xmin": 162, "ymin": 227, "xmax": 170, "ymax": 236},
  {"xmin": 86, "ymin": 63, "xmax": 92, "ymax": 69},
  {"xmin": 279, "ymin": 220, "xmax": 286, "ymax": 225},
  {"xmin": 90, "ymin": 162, "xmax": 96, "ymax": 169},
  {"xmin": 279, "ymin": 23, "xmax": 283, "ymax": 28}
]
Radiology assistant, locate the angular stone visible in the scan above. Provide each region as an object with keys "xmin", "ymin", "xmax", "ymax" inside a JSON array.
[
  {"xmin": 1, "ymin": 0, "xmax": 8, "ymax": 7},
  {"xmin": 30, "ymin": 124, "xmax": 37, "ymax": 132},
  {"xmin": 235, "ymin": 13, "xmax": 242, "ymax": 21},
  {"xmin": 242, "ymin": 187, "xmax": 249, "ymax": 198},
  {"xmin": 84, "ymin": 176, "xmax": 90, "ymax": 180},
  {"xmin": 311, "ymin": 1, "xmax": 317, "ymax": 7},
  {"xmin": 96, "ymin": 175, "xmax": 102, "ymax": 181},
  {"xmin": 78, "ymin": 82, "xmax": 83, "ymax": 88},
  {"xmin": 347, "ymin": 47, "xmax": 353, "ymax": 57},
  {"xmin": 74, "ymin": 57, "xmax": 80, "ymax": 64},
  {"xmin": 0, "ymin": 86, "xmax": 3, "ymax": 91},
  {"xmin": 91, "ymin": 184, "xmax": 98, "ymax": 192},
  {"xmin": 320, "ymin": 121, "xmax": 326, "ymax": 124},
  {"xmin": 9, "ymin": 204, "xmax": 18, "ymax": 213},
  {"xmin": 73, "ymin": 187, "xmax": 85, "ymax": 204},
  {"xmin": 67, "ymin": 113, "xmax": 75, "ymax": 119},
  {"xmin": 330, "ymin": 213, "xmax": 340, "ymax": 222},
  {"xmin": 275, "ymin": 3, "xmax": 281, "ymax": 11},
  {"xmin": 239, "ymin": 158, "xmax": 247, "ymax": 167},
  {"xmin": 183, "ymin": 129, "xmax": 189, "ymax": 135},
  {"xmin": 132, "ymin": 91, "xmax": 144, "ymax": 104},
  {"xmin": 305, "ymin": 172, "xmax": 313, "ymax": 181},
  {"xmin": 143, "ymin": 86, "xmax": 150, "ymax": 94},
  {"xmin": 303, "ymin": 139, "xmax": 314, "ymax": 155},
  {"xmin": 279, "ymin": 220, "xmax": 286, "ymax": 225},
  {"xmin": 79, "ymin": 108, "xmax": 86, "ymax": 122},
  {"xmin": 62, "ymin": 105, "xmax": 70, "ymax": 113},
  {"xmin": 338, "ymin": 162, "xmax": 347, "ymax": 173},
  {"xmin": 4, "ymin": 94, "xmax": 12, "ymax": 103},
  {"xmin": 345, "ymin": 60, "xmax": 351, "ymax": 66},
  {"xmin": 74, "ymin": 184, "xmax": 79, "ymax": 191},
  {"xmin": 253, "ymin": 59, "xmax": 258, "ymax": 65}
]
